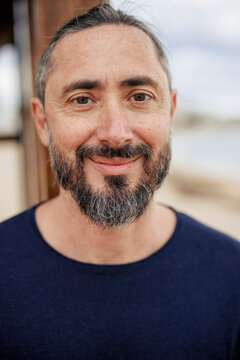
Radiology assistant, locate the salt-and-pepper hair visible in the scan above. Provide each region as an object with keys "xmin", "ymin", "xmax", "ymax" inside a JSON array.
[{"xmin": 36, "ymin": 3, "xmax": 172, "ymax": 104}]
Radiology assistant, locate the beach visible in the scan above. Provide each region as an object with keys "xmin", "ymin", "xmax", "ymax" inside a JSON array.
[{"xmin": 156, "ymin": 170, "xmax": 240, "ymax": 241}]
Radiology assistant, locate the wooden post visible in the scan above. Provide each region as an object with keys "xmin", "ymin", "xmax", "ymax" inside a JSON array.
[{"xmin": 25, "ymin": 0, "xmax": 108, "ymax": 205}]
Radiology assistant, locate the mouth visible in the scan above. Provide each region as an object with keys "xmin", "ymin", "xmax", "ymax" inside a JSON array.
[{"xmin": 87, "ymin": 156, "xmax": 140, "ymax": 175}]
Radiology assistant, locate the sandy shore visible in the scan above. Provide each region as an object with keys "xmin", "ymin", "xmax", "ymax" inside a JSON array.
[
  {"xmin": 0, "ymin": 141, "xmax": 26, "ymax": 222},
  {"xmin": 155, "ymin": 170, "xmax": 240, "ymax": 241}
]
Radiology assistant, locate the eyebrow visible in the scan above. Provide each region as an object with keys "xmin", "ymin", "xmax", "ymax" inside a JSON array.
[
  {"xmin": 62, "ymin": 80, "xmax": 101, "ymax": 94},
  {"xmin": 120, "ymin": 76, "xmax": 160, "ymax": 90},
  {"xmin": 62, "ymin": 76, "xmax": 160, "ymax": 96}
]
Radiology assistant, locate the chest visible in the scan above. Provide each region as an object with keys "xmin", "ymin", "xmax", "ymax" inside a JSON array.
[{"xmin": 1, "ymin": 269, "xmax": 238, "ymax": 359}]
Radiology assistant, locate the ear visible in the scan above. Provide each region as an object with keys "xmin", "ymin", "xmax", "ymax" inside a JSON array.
[
  {"xmin": 31, "ymin": 97, "xmax": 49, "ymax": 147},
  {"xmin": 170, "ymin": 89, "xmax": 177, "ymax": 125}
]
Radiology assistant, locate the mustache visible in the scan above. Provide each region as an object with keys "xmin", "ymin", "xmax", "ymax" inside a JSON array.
[{"xmin": 76, "ymin": 143, "xmax": 152, "ymax": 163}]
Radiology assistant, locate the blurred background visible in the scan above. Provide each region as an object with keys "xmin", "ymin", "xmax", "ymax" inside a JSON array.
[{"xmin": 0, "ymin": 0, "xmax": 239, "ymax": 240}]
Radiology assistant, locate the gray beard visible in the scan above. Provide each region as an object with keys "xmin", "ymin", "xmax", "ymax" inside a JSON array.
[{"xmin": 48, "ymin": 139, "xmax": 171, "ymax": 228}]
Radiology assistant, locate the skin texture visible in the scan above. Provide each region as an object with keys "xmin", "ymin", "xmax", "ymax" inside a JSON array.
[{"xmin": 31, "ymin": 24, "xmax": 177, "ymax": 265}]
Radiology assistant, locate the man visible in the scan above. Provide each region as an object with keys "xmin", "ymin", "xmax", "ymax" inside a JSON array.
[{"xmin": 0, "ymin": 4, "xmax": 240, "ymax": 359}]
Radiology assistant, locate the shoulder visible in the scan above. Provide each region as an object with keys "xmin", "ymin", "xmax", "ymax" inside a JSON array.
[
  {"xmin": 0, "ymin": 205, "xmax": 39, "ymax": 247},
  {"xmin": 0, "ymin": 205, "xmax": 44, "ymax": 278},
  {"xmin": 176, "ymin": 210, "xmax": 240, "ymax": 247},
  {"xmin": 1, "ymin": 207, "xmax": 33, "ymax": 231},
  {"xmin": 174, "ymin": 209, "xmax": 240, "ymax": 276}
]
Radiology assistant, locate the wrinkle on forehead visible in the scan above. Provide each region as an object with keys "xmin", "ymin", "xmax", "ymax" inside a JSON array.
[
  {"xmin": 46, "ymin": 24, "xmax": 170, "ymax": 96},
  {"xmin": 52, "ymin": 24, "xmax": 162, "ymax": 68}
]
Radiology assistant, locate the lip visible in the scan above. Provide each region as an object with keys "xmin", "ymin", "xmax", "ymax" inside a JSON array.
[{"xmin": 87, "ymin": 156, "xmax": 139, "ymax": 175}]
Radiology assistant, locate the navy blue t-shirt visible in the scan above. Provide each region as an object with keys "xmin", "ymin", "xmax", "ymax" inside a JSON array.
[{"xmin": 0, "ymin": 205, "xmax": 240, "ymax": 359}]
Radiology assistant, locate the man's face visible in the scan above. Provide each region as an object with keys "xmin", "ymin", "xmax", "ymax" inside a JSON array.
[{"xmin": 35, "ymin": 24, "xmax": 176, "ymax": 227}]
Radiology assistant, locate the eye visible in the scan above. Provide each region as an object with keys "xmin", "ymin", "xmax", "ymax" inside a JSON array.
[
  {"xmin": 72, "ymin": 96, "xmax": 92, "ymax": 105},
  {"xmin": 131, "ymin": 93, "xmax": 150, "ymax": 102}
]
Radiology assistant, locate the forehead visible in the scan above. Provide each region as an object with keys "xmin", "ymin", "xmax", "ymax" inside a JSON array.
[{"xmin": 47, "ymin": 24, "xmax": 169, "ymax": 91}]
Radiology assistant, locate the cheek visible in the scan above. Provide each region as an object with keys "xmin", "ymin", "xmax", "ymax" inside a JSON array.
[
  {"xmin": 49, "ymin": 116, "xmax": 95, "ymax": 152},
  {"xmin": 137, "ymin": 120, "xmax": 170, "ymax": 151}
]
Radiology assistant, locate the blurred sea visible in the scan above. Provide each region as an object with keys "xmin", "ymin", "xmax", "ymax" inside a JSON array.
[{"xmin": 172, "ymin": 125, "xmax": 240, "ymax": 180}]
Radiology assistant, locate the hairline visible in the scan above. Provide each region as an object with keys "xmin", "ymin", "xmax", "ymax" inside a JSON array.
[
  {"xmin": 47, "ymin": 24, "xmax": 170, "ymax": 93},
  {"xmin": 36, "ymin": 9, "xmax": 172, "ymax": 104}
]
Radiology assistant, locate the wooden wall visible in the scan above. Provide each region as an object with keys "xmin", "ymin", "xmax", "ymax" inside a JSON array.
[{"xmin": 25, "ymin": 0, "xmax": 107, "ymax": 205}]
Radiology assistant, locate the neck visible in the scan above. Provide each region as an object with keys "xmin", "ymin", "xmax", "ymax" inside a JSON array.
[{"xmin": 35, "ymin": 190, "xmax": 176, "ymax": 265}]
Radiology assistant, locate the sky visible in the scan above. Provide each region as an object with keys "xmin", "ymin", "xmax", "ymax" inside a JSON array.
[
  {"xmin": 0, "ymin": 45, "xmax": 20, "ymax": 108},
  {"xmin": 0, "ymin": 44, "xmax": 21, "ymax": 134},
  {"xmin": 112, "ymin": 0, "xmax": 240, "ymax": 119}
]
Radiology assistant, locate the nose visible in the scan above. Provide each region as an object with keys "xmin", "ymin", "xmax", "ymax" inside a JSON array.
[{"xmin": 96, "ymin": 101, "xmax": 134, "ymax": 147}]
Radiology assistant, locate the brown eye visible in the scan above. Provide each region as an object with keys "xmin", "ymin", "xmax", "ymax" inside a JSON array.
[
  {"xmin": 74, "ymin": 96, "xmax": 91, "ymax": 104},
  {"xmin": 132, "ymin": 93, "xmax": 149, "ymax": 102}
]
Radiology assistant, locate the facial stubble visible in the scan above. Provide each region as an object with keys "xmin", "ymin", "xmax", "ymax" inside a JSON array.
[{"xmin": 48, "ymin": 138, "xmax": 171, "ymax": 228}]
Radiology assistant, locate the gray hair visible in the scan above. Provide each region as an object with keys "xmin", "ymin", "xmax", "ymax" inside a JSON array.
[{"xmin": 36, "ymin": 3, "xmax": 172, "ymax": 104}]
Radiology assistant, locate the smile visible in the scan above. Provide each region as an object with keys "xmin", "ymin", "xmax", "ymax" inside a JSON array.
[{"xmin": 87, "ymin": 156, "xmax": 140, "ymax": 175}]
